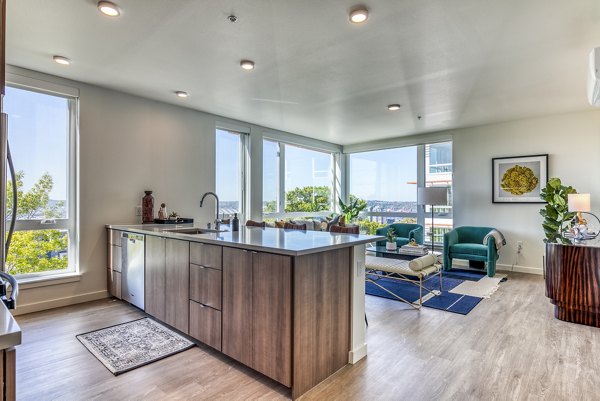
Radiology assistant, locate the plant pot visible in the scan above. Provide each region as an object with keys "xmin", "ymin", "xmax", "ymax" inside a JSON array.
[{"xmin": 386, "ymin": 242, "xmax": 397, "ymax": 251}]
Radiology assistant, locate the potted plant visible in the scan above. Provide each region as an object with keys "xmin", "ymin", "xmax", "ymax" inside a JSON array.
[
  {"xmin": 386, "ymin": 227, "xmax": 397, "ymax": 250},
  {"xmin": 539, "ymin": 177, "xmax": 577, "ymax": 244},
  {"xmin": 338, "ymin": 196, "xmax": 367, "ymax": 225}
]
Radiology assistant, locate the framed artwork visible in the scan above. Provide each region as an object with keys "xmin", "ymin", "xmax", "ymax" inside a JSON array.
[{"xmin": 492, "ymin": 154, "xmax": 548, "ymax": 203}]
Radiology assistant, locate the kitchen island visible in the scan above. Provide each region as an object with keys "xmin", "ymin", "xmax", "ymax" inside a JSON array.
[{"xmin": 106, "ymin": 224, "xmax": 382, "ymax": 399}]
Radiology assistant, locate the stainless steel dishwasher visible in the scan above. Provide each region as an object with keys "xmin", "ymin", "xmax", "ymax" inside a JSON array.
[{"xmin": 121, "ymin": 232, "xmax": 145, "ymax": 309}]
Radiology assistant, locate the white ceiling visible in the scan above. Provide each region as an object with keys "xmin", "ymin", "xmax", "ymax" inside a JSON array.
[{"xmin": 6, "ymin": 0, "xmax": 600, "ymax": 145}]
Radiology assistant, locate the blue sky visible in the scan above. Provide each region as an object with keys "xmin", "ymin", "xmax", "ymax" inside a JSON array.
[{"xmin": 4, "ymin": 87, "xmax": 69, "ymax": 200}]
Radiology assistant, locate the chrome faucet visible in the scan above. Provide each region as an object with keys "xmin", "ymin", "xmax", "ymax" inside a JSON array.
[{"xmin": 200, "ymin": 192, "xmax": 221, "ymax": 230}]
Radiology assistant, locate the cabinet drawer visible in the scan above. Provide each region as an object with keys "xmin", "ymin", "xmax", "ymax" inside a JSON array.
[
  {"xmin": 189, "ymin": 300, "xmax": 221, "ymax": 351},
  {"xmin": 108, "ymin": 229, "xmax": 122, "ymax": 246},
  {"xmin": 109, "ymin": 245, "xmax": 122, "ymax": 272},
  {"xmin": 190, "ymin": 264, "xmax": 222, "ymax": 310},
  {"xmin": 190, "ymin": 243, "xmax": 222, "ymax": 270}
]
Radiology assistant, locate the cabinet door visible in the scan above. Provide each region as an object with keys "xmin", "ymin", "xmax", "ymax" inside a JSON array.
[
  {"xmin": 110, "ymin": 245, "xmax": 122, "ymax": 272},
  {"xmin": 252, "ymin": 252, "xmax": 292, "ymax": 387},
  {"xmin": 145, "ymin": 235, "xmax": 166, "ymax": 321},
  {"xmin": 190, "ymin": 264, "xmax": 222, "ymax": 310},
  {"xmin": 165, "ymin": 239, "xmax": 190, "ymax": 334},
  {"xmin": 189, "ymin": 300, "xmax": 221, "ymax": 351},
  {"xmin": 222, "ymin": 247, "xmax": 253, "ymax": 366},
  {"xmin": 107, "ymin": 268, "xmax": 122, "ymax": 299}
]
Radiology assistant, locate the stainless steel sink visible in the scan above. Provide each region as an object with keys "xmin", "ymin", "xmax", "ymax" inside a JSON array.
[{"xmin": 163, "ymin": 227, "xmax": 224, "ymax": 235}]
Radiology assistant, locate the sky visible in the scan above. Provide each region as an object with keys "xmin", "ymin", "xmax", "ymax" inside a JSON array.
[{"xmin": 4, "ymin": 86, "xmax": 69, "ymax": 201}]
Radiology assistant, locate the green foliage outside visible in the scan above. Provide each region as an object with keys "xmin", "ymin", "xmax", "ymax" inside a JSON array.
[
  {"xmin": 5, "ymin": 171, "xmax": 68, "ymax": 275},
  {"xmin": 284, "ymin": 186, "xmax": 331, "ymax": 213}
]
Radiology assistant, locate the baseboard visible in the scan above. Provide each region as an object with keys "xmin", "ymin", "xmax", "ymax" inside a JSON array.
[
  {"xmin": 13, "ymin": 290, "xmax": 110, "ymax": 316},
  {"xmin": 348, "ymin": 342, "xmax": 367, "ymax": 364},
  {"xmin": 452, "ymin": 260, "xmax": 542, "ymax": 276}
]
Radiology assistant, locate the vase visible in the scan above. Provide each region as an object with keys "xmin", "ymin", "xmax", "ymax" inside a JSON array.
[
  {"xmin": 386, "ymin": 242, "xmax": 397, "ymax": 251},
  {"xmin": 142, "ymin": 190, "xmax": 154, "ymax": 224}
]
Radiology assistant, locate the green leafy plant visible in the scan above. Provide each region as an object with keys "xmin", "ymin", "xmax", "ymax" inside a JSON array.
[
  {"xmin": 386, "ymin": 227, "xmax": 397, "ymax": 243},
  {"xmin": 338, "ymin": 195, "xmax": 367, "ymax": 224},
  {"xmin": 539, "ymin": 177, "xmax": 577, "ymax": 244}
]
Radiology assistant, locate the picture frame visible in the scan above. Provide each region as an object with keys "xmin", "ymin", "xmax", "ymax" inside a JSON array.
[{"xmin": 492, "ymin": 154, "xmax": 548, "ymax": 203}]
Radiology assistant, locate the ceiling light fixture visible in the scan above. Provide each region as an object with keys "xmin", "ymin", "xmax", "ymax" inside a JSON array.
[
  {"xmin": 387, "ymin": 104, "xmax": 401, "ymax": 111},
  {"xmin": 97, "ymin": 1, "xmax": 121, "ymax": 17},
  {"xmin": 240, "ymin": 60, "xmax": 255, "ymax": 70},
  {"xmin": 53, "ymin": 55, "xmax": 71, "ymax": 65},
  {"xmin": 175, "ymin": 91, "xmax": 189, "ymax": 98},
  {"xmin": 349, "ymin": 8, "xmax": 369, "ymax": 23}
]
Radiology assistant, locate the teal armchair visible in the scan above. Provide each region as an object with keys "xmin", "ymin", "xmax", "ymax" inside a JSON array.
[
  {"xmin": 443, "ymin": 226, "xmax": 499, "ymax": 277},
  {"xmin": 376, "ymin": 223, "xmax": 424, "ymax": 247}
]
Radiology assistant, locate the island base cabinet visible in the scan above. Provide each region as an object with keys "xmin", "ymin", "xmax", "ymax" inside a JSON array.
[
  {"xmin": 108, "ymin": 269, "xmax": 121, "ymax": 299},
  {"xmin": 222, "ymin": 247, "xmax": 292, "ymax": 387},
  {"xmin": 189, "ymin": 301, "xmax": 221, "ymax": 351}
]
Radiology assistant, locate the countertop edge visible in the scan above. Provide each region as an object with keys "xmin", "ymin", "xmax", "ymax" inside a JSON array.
[
  {"xmin": 0, "ymin": 301, "xmax": 21, "ymax": 350},
  {"xmin": 106, "ymin": 224, "xmax": 383, "ymax": 256}
]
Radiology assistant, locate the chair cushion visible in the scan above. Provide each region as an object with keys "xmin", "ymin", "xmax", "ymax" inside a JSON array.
[{"xmin": 450, "ymin": 243, "xmax": 488, "ymax": 257}]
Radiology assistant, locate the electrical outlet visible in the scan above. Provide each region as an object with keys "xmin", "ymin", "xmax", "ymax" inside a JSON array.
[
  {"xmin": 135, "ymin": 206, "xmax": 142, "ymax": 216},
  {"xmin": 517, "ymin": 241, "xmax": 523, "ymax": 253}
]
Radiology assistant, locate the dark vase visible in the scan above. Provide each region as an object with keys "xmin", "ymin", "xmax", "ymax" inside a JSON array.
[{"xmin": 142, "ymin": 190, "xmax": 154, "ymax": 223}]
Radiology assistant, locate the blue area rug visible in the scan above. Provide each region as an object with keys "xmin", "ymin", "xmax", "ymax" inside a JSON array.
[{"xmin": 366, "ymin": 274, "xmax": 483, "ymax": 315}]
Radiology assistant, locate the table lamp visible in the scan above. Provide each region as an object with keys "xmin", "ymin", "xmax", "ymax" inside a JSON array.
[
  {"xmin": 567, "ymin": 193, "xmax": 599, "ymax": 240},
  {"xmin": 417, "ymin": 187, "xmax": 448, "ymax": 253}
]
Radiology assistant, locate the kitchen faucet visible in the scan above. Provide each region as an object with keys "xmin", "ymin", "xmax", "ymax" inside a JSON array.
[{"xmin": 200, "ymin": 191, "xmax": 221, "ymax": 230}]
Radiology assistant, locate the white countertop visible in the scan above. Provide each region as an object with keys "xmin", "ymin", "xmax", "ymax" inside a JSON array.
[
  {"xmin": 106, "ymin": 224, "xmax": 383, "ymax": 256},
  {"xmin": 0, "ymin": 301, "xmax": 21, "ymax": 350}
]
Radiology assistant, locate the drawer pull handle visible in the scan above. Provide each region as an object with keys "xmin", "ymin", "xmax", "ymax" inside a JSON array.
[
  {"xmin": 251, "ymin": 251, "xmax": 258, "ymax": 254},
  {"xmin": 199, "ymin": 303, "xmax": 207, "ymax": 308}
]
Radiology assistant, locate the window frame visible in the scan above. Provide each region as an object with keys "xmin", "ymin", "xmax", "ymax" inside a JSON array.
[
  {"xmin": 215, "ymin": 127, "xmax": 249, "ymax": 221},
  {"xmin": 5, "ymin": 74, "xmax": 79, "ymax": 278},
  {"xmin": 262, "ymin": 138, "xmax": 338, "ymax": 220}
]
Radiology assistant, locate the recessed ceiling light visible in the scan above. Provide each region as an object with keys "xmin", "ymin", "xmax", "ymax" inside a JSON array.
[
  {"xmin": 53, "ymin": 55, "xmax": 71, "ymax": 65},
  {"xmin": 349, "ymin": 8, "xmax": 368, "ymax": 23},
  {"xmin": 240, "ymin": 60, "xmax": 255, "ymax": 70},
  {"xmin": 175, "ymin": 91, "xmax": 189, "ymax": 98},
  {"xmin": 97, "ymin": 1, "xmax": 120, "ymax": 17},
  {"xmin": 387, "ymin": 104, "xmax": 401, "ymax": 111}
]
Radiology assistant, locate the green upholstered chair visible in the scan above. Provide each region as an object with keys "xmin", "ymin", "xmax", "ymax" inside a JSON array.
[
  {"xmin": 443, "ymin": 226, "xmax": 499, "ymax": 277},
  {"xmin": 376, "ymin": 223, "xmax": 424, "ymax": 247}
]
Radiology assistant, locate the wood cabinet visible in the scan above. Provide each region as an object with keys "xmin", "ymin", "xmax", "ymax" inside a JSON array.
[
  {"xmin": 107, "ymin": 229, "xmax": 122, "ymax": 299},
  {"xmin": 145, "ymin": 235, "xmax": 190, "ymax": 334},
  {"xmin": 222, "ymin": 247, "xmax": 292, "ymax": 387},
  {"xmin": 189, "ymin": 243, "xmax": 223, "ymax": 350}
]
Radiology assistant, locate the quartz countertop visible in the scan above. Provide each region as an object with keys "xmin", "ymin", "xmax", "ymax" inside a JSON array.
[
  {"xmin": 0, "ymin": 302, "xmax": 21, "ymax": 350},
  {"xmin": 106, "ymin": 224, "xmax": 384, "ymax": 256}
]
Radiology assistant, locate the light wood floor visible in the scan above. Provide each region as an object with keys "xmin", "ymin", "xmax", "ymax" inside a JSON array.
[{"xmin": 14, "ymin": 272, "xmax": 600, "ymax": 401}]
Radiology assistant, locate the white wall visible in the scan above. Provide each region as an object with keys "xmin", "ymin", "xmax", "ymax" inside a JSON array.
[
  {"xmin": 453, "ymin": 110, "xmax": 600, "ymax": 274},
  {"xmin": 7, "ymin": 66, "xmax": 340, "ymax": 315}
]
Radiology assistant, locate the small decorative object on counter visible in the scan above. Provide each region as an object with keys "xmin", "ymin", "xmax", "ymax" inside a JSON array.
[
  {"xmin": 158, "ymin": 203, "xmax": 167, "ymax": 220},
  {"xmin": 232, "ymin": 213, "xmax": 239, "ymax": 231},
  {"xmin": 169, "ymin": 211, "xmax": 179, "ymax": 220},
  {"xmin": 142, "ymin": 191, "xmax": 154, "ymax": 224}
]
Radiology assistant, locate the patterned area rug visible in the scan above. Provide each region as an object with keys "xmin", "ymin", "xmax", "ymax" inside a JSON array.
[{"xmin": 77, "ymin": 318, "xmax": 194, "ymax": 375}]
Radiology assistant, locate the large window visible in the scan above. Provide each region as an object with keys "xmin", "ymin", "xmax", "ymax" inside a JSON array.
[
  {"xmin": 347, "ymin": 141, "xmax": 453, "ymax": 239},
  {"xmin": 263, "ymin": 139, "xmax": 335, "ymax": 218},
  {"xmin": 4, "ymin": 84, "xmax": 78, "ymax": 276},
  {"xmin": 215, "ymin": 129, "xmax": 247, "ymax": 218}
]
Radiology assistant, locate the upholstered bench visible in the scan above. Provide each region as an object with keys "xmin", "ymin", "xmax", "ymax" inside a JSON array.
[{"xmin": 365, "ymin": 254, "xmax": 442, "ymax": 309}]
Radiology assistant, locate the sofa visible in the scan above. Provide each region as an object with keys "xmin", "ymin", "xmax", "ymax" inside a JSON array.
[{"xmin": 375, "ymin": 223, "xmax": 424, "ymax": 247}]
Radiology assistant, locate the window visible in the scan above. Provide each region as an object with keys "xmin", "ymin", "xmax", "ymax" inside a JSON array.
[
  {"xmin": 347, "ymin": 141, "xmax": 453, "ymax": 238},
  {"xmin": 215, "ymin": 129, "xmax": 247, "ymax": 218},
  {"xmin": 262, "ymin": 139, "xmax": 335, "ymax": 218},
  {"xmin": 348, "ymin": 147, "xmax": 418, "ymax": 233},
  {"xmin": 4, "ymin": 84, "xmax": 78, "ymax": 277}
]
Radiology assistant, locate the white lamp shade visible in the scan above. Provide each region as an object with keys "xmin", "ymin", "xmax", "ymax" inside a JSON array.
[
  {"xmin": 568, "ymin": 193, "xmax": 591, "ymax": 212},
  {"xmin": 417, "ymin": 187, "xmax": 448, "ymax": 206}
]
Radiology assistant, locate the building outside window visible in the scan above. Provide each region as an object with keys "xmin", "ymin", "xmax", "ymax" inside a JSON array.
[
  {"xmin": 425, "ymin": 142, "xmax": 453, "ymax": 244},
  {"xmin": 262, "ymin": 139, "xmax": 336, "ymax": 220},
  {"xmin": 215, "ymin": 128, "xmax": 247, "ymax": 219},
  {"xmin": 4, "ymin": 84, "xmax": 78, "ymax": 277}
]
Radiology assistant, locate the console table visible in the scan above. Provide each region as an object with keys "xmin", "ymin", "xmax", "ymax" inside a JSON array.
[{"xmin": 545, "ymin": 241, "xmax": 600, "ymax": 327}]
